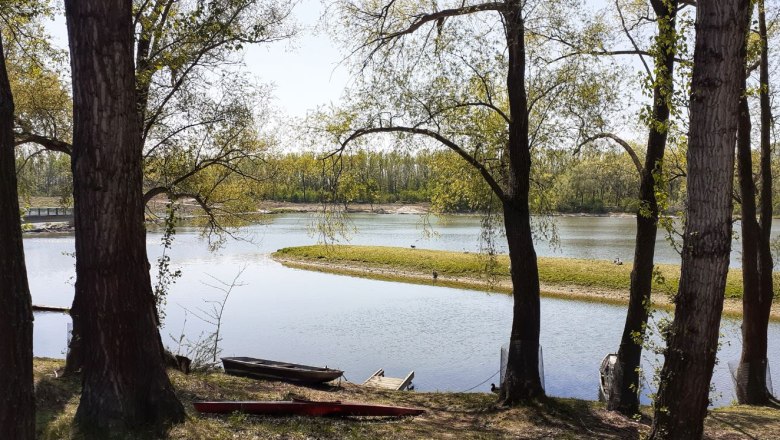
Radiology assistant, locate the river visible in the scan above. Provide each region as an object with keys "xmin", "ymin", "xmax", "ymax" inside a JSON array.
[{"xmin": 26, "ymin": 213, "xmax": 780, "ymax": 407}]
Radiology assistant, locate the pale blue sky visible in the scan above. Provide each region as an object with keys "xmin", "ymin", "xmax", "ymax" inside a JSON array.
[
  {"xmin": 44, "ymin": 0, "xmax": 349, "ymax": 119},
  {"xmin": 243, "ymin": 0, "xmax": 350, "ymax": 118}
]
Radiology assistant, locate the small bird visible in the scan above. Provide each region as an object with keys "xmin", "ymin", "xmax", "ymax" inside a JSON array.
[
  {"xmin": 490, "ymin": 383, "xmax": 500, "ymax": 394},
  {"xmin": 432, "ymin": 270, "xmax": 438, "ymax": 281},
  {"xmin": 410, "ymin": 245, "xmax": 416, "ymax": 249},
  {"xmin": 613, "ymin": 257, "xmax": 623, "ymax": 266}
]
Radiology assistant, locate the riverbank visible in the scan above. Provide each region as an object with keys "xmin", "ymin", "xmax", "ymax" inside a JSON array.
[
  {"xmin": 256, "ymin": 201, "xmax": 433, "ymax": 215},
  {"xmin": 33, "ymin": 358, "xmax": 780, "ymax": 439},
  {"xmin": 23, "ymin": 222, "xmax": 74, "ymax": 234},
  {"xmin": 272, "ymin": 245, "xmax": 780, "ymax": 320},
  {"xmin": 19, "ymin": 202, "xmax": 641, "ymax": 236},
  {"xmin": 255, "ymin": 201, "xmax": 646, "ymax": 217}
]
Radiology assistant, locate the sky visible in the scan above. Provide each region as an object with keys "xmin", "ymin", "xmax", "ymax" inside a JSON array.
[
  {"xmin": 242, "ymin": 0, "xmax": 350, "ymax": 118},
  {"xmin": 44, "ymin": 0, "xmax": 350, "ymax": 119},
  {"xmin": 41, "ymin": 0, "xmax": 648, "ymax": 145}
]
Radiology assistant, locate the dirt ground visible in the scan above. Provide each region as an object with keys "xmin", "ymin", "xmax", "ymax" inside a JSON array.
[{"xmin": 33, "ymin": 358, "xmax": 780, "ymax": 439}]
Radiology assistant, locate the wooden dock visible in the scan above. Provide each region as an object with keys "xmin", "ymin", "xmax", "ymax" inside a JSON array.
[{"xmin": 363, "ymin": 369, "xmax": 414, "ymax": 391}]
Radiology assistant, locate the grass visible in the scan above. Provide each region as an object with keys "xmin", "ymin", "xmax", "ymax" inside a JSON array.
[
  {"xmin": 33, "ymin": 358, "xmax": 780, "ymax": 439},
  {"xmin": 273, "ymin": 245, "xmax": 780, "ymax": 320},
  {"xmin": 275, "ymin": 245, "xmax": 779, "ymax": 300}
]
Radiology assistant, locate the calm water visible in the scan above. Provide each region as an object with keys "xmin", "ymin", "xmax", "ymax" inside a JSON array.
[{"xmin": 27, "ymin": 213, "xmax": 780, "ymax": 407}]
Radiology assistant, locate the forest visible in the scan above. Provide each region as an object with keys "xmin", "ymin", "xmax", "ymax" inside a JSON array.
[
  {"xmin": 1, "ymin": 0, "xmax": 779, "ymax": 439},
  {"xmin": 20, "ymin": 147, "xmax": 680, "ymax": 213}
]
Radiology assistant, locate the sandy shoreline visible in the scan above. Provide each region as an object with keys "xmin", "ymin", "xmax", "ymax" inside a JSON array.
[
  {"xmin": 256, "ymin": 201, "xmax": 430, "ymax": 215},
  {"xmin": 257, "ymin": 201, "xmax": 643, "ymax": 217},
  {"xmin": 22, "ymin": 222, "xmax": 74, "ymax": 234},
  {"xmin": 273, "ymin": 255, "xmax": 780, "ymax": 321}
]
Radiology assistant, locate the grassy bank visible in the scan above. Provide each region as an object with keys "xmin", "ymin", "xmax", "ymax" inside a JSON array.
[
  {"xmin": 272, "ymin": 245, "xmax": 780, "ymax": 319},
  {"xmin": 33, "ymin": 358, "xmax": 780, "ymax": 439}
]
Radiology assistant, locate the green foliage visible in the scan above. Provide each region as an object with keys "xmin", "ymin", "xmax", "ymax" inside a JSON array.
[
  {"xmin": 259, "ymin": 150, "xmax": 434, "ymax": 206},
  {"xmin": 20, "ymin": 143, "xmax": 696, "ymax": 216},
  {"xmin": 153, "ymin": 203, "xmax": 182, "ymax": 327},
  {"xmin": 15, "ymin": 151, "xmax": 72, "ymax": 206},
  {"xmin": 11, "ymin": 0, "xmax": 296, "ymax": 245},
  {"xmin": 553, "ymin": 148, "xmax": 641, "ymax": 213},
  {"xmin": 3, "ymin": 0, "xmax": 72, "ymax": 146},
  {"xmin": 258, "ymin": 136, "xmax": 686, "ymax": 216},
  {"xmin": 321, "ymin": 0, "xmax": 618, "ymax": 230}
]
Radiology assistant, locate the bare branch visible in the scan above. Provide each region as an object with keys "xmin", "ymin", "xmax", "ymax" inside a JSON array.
[
  {"xmin": 575, "ymin": 132, "xmax": 643, "ymax": 175},
  {"xmin": 15, "ymin": 132, "xmax": 72, "ymax": 155},
  {"xmin": 363, "ymin": 2, "xmax": 503, "ymax": 56},
  {"xmin": 338, "ymin": 125, "xmax": 506, "ymax": 202},
  {"xmin": 615, "ymin": 0, "xmax": 654, "ymax": 82}
]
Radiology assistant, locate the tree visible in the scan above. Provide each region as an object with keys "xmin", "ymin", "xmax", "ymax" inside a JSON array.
[
  {"xmin": 543, "ymin": 0, "xmax": 695, "ymax": 412},
  {"xmin": 58, "ymin": 0, "xmax": 293, "ymax": 374},
  {"xmin": 64, "ymin": 0, "xmax": 184, "ymax": 433},
  {"xmin": 328, "ymin": 0, "xmax": 603, "ymax": 403},
  {"xmin": 649, "ymin": 0, "xmax": 750, "ymax": 438},
  {"xmin": 604, "ymin": 0, "xmax": 681, "ymax": 415},
  {"xmin": 0, "ymin": 7, "xmax": 34, "ymax": 438},
  {"xmin": 735, "ymin": 0, "xmax": 776, "ymax": 405},
  {"xmin": 125, "ymin": 0, "xmax": 293, "ymax": 222},
  {"xmin": 10, "ymin": 14, "xmax": 71, "ymax": 156},
  {"xmin": 554, "ymin": 148, "xmax": 642, "ymax": 213},
  {"xmin": 16, "ymin": 0, "xmax": 295, "ymax": 227}
]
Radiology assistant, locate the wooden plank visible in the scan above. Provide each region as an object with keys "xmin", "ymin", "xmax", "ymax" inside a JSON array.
[
  {"xmin": 373, "ymin": 378, "xmax": 402, "ymax": 386},
  {"xmin": 363, "ymin": 368, "xmax": 385, "ymax": 385},
  {"xmin": 398, "ymin": 371, "xmax": 414, "ymax": 391},
  {"xmin": 363, "ymin": 369, "xmax": 414, "ymax": 390}
]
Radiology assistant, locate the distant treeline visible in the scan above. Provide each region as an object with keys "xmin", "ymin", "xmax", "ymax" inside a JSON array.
[
  {"xmin": 261, "ymin": 150, "xmax": 432, "ymax": 205},
  {"xmin": 17, "ymin": 147, "xmax": 780, "ymax": 214},
  {"xmin": 258, "ymin": 148, "xmax": 687, "ymax": 214}
]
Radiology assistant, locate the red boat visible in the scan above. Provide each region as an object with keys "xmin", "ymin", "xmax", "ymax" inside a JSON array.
[{"xmin": 193, "ymin": 398, "xmax": 425, "ymax": 417}]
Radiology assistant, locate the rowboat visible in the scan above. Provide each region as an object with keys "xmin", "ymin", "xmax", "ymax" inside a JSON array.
[
  {"xmin": 598, "ymin": 353, "xmax": 618, "ymax": 402},
  {"xmin": 193, "ymin": 399, "xmax": 425, "ymax": 417},
  {"xmin": 221, "ymin": 357, "xmax": 343, "ymax": 384}
]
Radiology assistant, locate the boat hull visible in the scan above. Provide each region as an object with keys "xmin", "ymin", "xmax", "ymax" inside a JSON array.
[
  {"xmin": 193, "ymin": 400, "xmax": 425, "ymax": 417},
  {"xmin": 222, "ymin": 357, "xmax": 343, "ymax": 384},
  {"xmin": 598, "ymin": 353, "xmax": 618, "ymax": 402}
]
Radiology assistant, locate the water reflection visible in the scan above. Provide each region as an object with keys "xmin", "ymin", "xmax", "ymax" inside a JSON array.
[{"xmin": 26, "ymin": 213, "xmax": 780, "ymax": 407}]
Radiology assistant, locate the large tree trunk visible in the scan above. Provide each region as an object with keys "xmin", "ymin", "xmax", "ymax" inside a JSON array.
[
  {"xmin": 0, "ymin": 32, "xmax": 35, "ymax": 440},
  {"xmin": 64, "ymin": 0, "xmax": 185, "ymax": 434},
  {"xmin": 648, "ymin": 1, "xmax": 749, "ymax": 438},
  {"xmin": 607, "ymin": 0, "xmax": 677, "ymax": 415},
  {"xmin": 734, "ymin": 1, "xmax": 763, "ymax": 404},
  {"xmin": 497, "ymin": 0, "xmax": 545, "ymax": 404},
  {"xmin": 737, "ymin": 0, "xmax": 775, "ymax": 405}
]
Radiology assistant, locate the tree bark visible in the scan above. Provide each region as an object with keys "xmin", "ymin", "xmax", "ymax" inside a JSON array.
[
  {"xmin": 497, "ymin": 0, "xmax": 545, "ymax": 404},
  {"xmin": 63, "ymin": 312, "xmax": 83, "ymax": 376},
  {"xmin": 608, "ymin": 0, "xmax": 677, "ymax": 415},
  {"xmin": 649, "ymin": 1, "xmax": 749, "ymax": 438},
  {"xmin": 0, "ymin": 32, "xmax": 35, "ymax": 440},
  {"xmin": 64, "ymin": 0, "xmax": 185, "ymax": 434},
  {"xmin": 737, "ymin": 0, "xmax": 775, "ymax": 405}
]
